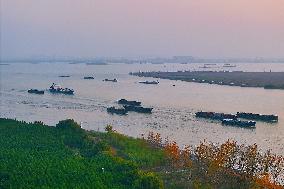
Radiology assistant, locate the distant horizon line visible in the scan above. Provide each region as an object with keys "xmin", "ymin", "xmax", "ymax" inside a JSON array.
[
  {"xmin": 2, "ymin": 55, "xmax": 284, "ymax": 60},
  {"xmin": 1, "ymin": 56, "xmax": 284, "ymax": 64}
]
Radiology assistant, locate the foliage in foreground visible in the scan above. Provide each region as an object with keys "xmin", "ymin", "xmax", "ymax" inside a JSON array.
[
  {"xmin": 145, "ymin": 132, "xmax": 284, "ymax": 189},
  {"xmin": 0, "ymin": 118, "xmax": 283, "ymax": 189},
  {"xmin": 0, "ymin": 118, "xmax": 163, "ymax": 189}
]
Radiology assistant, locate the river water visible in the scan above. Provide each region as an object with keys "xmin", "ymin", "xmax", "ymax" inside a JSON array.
[{"xmin": 1, "ymin": 62, "xmax": 284, "ymax": 154}]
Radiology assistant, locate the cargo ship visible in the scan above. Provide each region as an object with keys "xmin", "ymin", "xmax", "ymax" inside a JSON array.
[
  {"xmin": 118, "ymin": 99, "xmax": 141, "ymax": 106},
  {"xmin": 107, "ymin": 107, "xmax": 127, "ymax": 115},
  {"xmin": 236, "ymin": 112, "xmax": 278, "ymax": 122},
  {"xmin": 222, "ymin": 119, "xmax": 256, "ymax": 128},
  {"xmin": 195, "ymin": 111, "xmax": 237, "ymax": 120},
  {"xmin": 123, "ymin": 105, "xmax": 153, "ymax": 113},
  {"xmin": 49, "ymin": 83, "xmax": 74, "ymax": 95},
  {"xmin": 28, "ymin": 89, "xmax": 44, "ymax": 95}
]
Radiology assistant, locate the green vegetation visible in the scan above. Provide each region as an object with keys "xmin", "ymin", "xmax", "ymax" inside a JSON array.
[
  {"xmin": 0, "ymin": 118, "xmax": 283, "ymax": 188},
  {"xmin": 0, "ymin": 118, "xmax": 163, "ymax": 189}
]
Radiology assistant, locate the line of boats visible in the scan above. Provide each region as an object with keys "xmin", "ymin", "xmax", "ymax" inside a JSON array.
[
  {"xmin": 27, "ymin": 77, "xmax": 159, "ymax": 96},
  {"xmin": 84, "ymin": 77, "xmax": 118, "ymax": 82},
  {"xmin": 59, "ymin": 73, "xmax": 160, "ymax": 85},
  {"xmin": 107, "ymin": 99, "xmax": 153, "ymax": 115},
  {"xmin": 195, "ymin": 111, "xmax": 278, "ymax": 128},
  {"xmin": 27, "ymin": 85, "xmax": 279, "ymax": 127},
  {"xmin": 59, "ymin": 75, "xmax": 118, "ymax": 82}
]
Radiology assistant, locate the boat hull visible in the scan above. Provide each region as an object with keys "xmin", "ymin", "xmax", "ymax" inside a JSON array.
[
  {"xmin": 123, "ymin": 105, "xmax": 153, "ymax": 113},
  {"xmin": 103, "ymin": 79, "xmax": 117, "ymax": 82},
  {"xmin": 139, "ymin": 81, "xmax": 159, "ymax": 84},
  {"xmin": 107, "ymin": 107, "xmax": 128, "ymax": 115},
  {"xmin": 49, "ymin": 89, "xmax": 74, "ymax": 95},
  {"xmin": 195, "ymin": 112, "xmax": 237, "ymax": 120},
  {"xmin": 28, "ymin": 89, "xmax": 44, "ymax": 95},
  {"xmin": 84, "ymin": 77, "xmax": 94, "ymax": 79},
  {"xmin": 118, "ymin": 99, "xmax": 141, "ymax": 106},
  {"xmin": 222, "ymin": 119, "xmax": 256, "ymax": 128},
  {"xmin": 237, "ymin": 112, "xmax": 278, "ymax": 123}
]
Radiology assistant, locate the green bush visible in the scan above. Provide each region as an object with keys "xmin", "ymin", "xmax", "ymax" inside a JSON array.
[
  {"xmin": 134, "ymin": 172, "xmax": 164, "ymax": 189},
  {"xmin": 56, "ymin": 119, "xmax": 82, "ymax": 130}
]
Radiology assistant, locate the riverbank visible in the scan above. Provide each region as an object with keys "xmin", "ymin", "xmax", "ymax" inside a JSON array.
[
  {"xmin": 131, "ymin": 71, "xmax": 284, "ymax": 90},
  {"xmin": 1, "ymin": 118, "xmax": 283, "ymax": 188}
]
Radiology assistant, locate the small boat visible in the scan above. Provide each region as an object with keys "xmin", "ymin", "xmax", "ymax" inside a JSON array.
[
  {"xmin": 59, "ymin": 75, "xmax": 70, "ymax": 78},
  {"xmin": 123, "ymin": 105, "xmax": 153, "ymax": 113},
  {"xmin": 28, "ymin": 89, "xmax": 44, "ymax": 94},
  {"xmin": 103, "ymin": 78, "xmax": 117, "ymax": 82},
  {"xmin": 236, "ymin": 112, "xmax": 278, "ymax": 123},
  {"xmin": 222, "ymin": 119, "xmax": 256, "ymax": 128},
  {"xmin": 139, "ymin": 81, "xmax": 159, "ymax": 85},
  {"xmin": 195, "ymin": 111, "xmax": 237, "ymax": 120},
  {"xmin": 84, "ymin": 76, "xmax": 94, "ymax": 79},
  {"xmin": 49, "ymin": 83, "xmax": 74, "ymax": 95},
  {"xmin": 107, "ymin": 107, "xmax": 128, "ymax": 115},
  {"xmin": 118, "ymin": 99, "xmax": 141, "ymax": 106}
]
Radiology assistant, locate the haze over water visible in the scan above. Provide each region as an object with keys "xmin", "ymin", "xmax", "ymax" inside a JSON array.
[{"xmin": 1, "ymin": 62, "xmax": 284, "ymax": 154}]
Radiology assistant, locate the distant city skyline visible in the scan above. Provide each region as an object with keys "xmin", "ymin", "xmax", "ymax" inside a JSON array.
[{"xmin": 1, "ymin": 0, "xmax": 284, "ymax": 59}]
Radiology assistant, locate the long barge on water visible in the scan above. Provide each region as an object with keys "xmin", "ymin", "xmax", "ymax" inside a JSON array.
[
  {"xmin": 222, "ymin": 119, "xmax": 256, "ymax": 128},
  {"xmin": 118, "ymin": 99, "xmax": 141, "ymax": 106},
  {"xmin": 236, "ymin": 112, "xmax": 278, "ymax": 123},
  {"xmin": 195, "ymin": 111, "xmax": 237, "ymax": 120},
  {"xmin": 196, "ymin": 111, "xmax": 278, "ymax": 123}
]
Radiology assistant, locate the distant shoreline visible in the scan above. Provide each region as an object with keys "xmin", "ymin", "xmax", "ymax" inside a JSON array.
[{"xmin": 131, "ymin": 71, "xmax": 284, "ymax": 90}]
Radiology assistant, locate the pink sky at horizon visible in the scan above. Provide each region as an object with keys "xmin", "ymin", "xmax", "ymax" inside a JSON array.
[{"xmin": 1, "ymin": 0, "xmax": 284, "ymax": 58}]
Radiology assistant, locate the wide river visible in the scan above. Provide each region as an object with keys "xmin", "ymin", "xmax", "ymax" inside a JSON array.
[{"xmin": 1, "ymin": 62, "xmax": 284, "ymax": 154}]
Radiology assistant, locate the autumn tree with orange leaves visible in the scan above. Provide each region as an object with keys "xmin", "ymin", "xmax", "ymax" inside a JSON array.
[{"xmin": 145, "ymin": 132, "xmax": 284, "ymax": 189}]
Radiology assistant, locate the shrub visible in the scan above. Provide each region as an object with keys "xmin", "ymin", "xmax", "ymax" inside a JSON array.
[
  {"xmin": 105, "ymin": 125, "xmax": 114, "ymax": 133},
  {"xmin": 134, "ymin": 172, "xmax": 164, "ymax": 189},
  {"xmin": 56, "ymin": 119, "xmax": 82, "ymax": 132}
]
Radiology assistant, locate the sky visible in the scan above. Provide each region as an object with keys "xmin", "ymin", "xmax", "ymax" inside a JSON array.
[{"xmin": 1, "ymin": 0, "xmax": 284, "ymax": 59}]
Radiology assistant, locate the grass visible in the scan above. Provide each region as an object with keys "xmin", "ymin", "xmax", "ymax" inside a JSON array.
[{"xmin": 91, "ymin": 131, "xmax": 166, "ymax": 168}]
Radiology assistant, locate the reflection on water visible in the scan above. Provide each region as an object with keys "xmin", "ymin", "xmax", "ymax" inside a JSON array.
[{"xmin": 0, "ymin": 62, "xmax": 284, "ymax": 154}]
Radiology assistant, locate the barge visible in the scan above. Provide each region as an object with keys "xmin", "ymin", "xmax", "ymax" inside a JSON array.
[
  {"xmin": 139, "ymin": 81, "xmax": 159, "ymax": 85},
  {"xmin": 123, "ymin": 105, "xmax": 153, "ymax": 114},
  {"xmin": 84, "ymin": 76, "xmax": 94, "ymax": 79},
  {"xmin": 118, "ymin": 99, "xmax": 141, "ymax": 106},
  {"xmin": 28, "ymin": 89, "xmax": 44, "ymax": 95},
  {"xmin": 195, "ymin": 111, "xmax": 237, "ymax": 121},
  {"xmin": 236, "ymin": 112, "xmax": 278, "ymax": 122},
  {"xmin": 222, "ymin": 119, "xmax": 256, "ymax": 128},
  {"xmin": 107, "ymin": 107, "xmax": 128, "ymax": 115},
  {"xmin": 103, "ymin": 79, "xmax": 117, "ymax": 82},
  {"xmin": 49, "ymin": 83, "xmax": 74, "ymax": 95}
]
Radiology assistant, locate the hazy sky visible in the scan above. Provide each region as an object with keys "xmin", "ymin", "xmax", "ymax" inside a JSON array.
[{"xmin": 1, "ymin": 0, "xmax": 284, "ymax": 59}]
